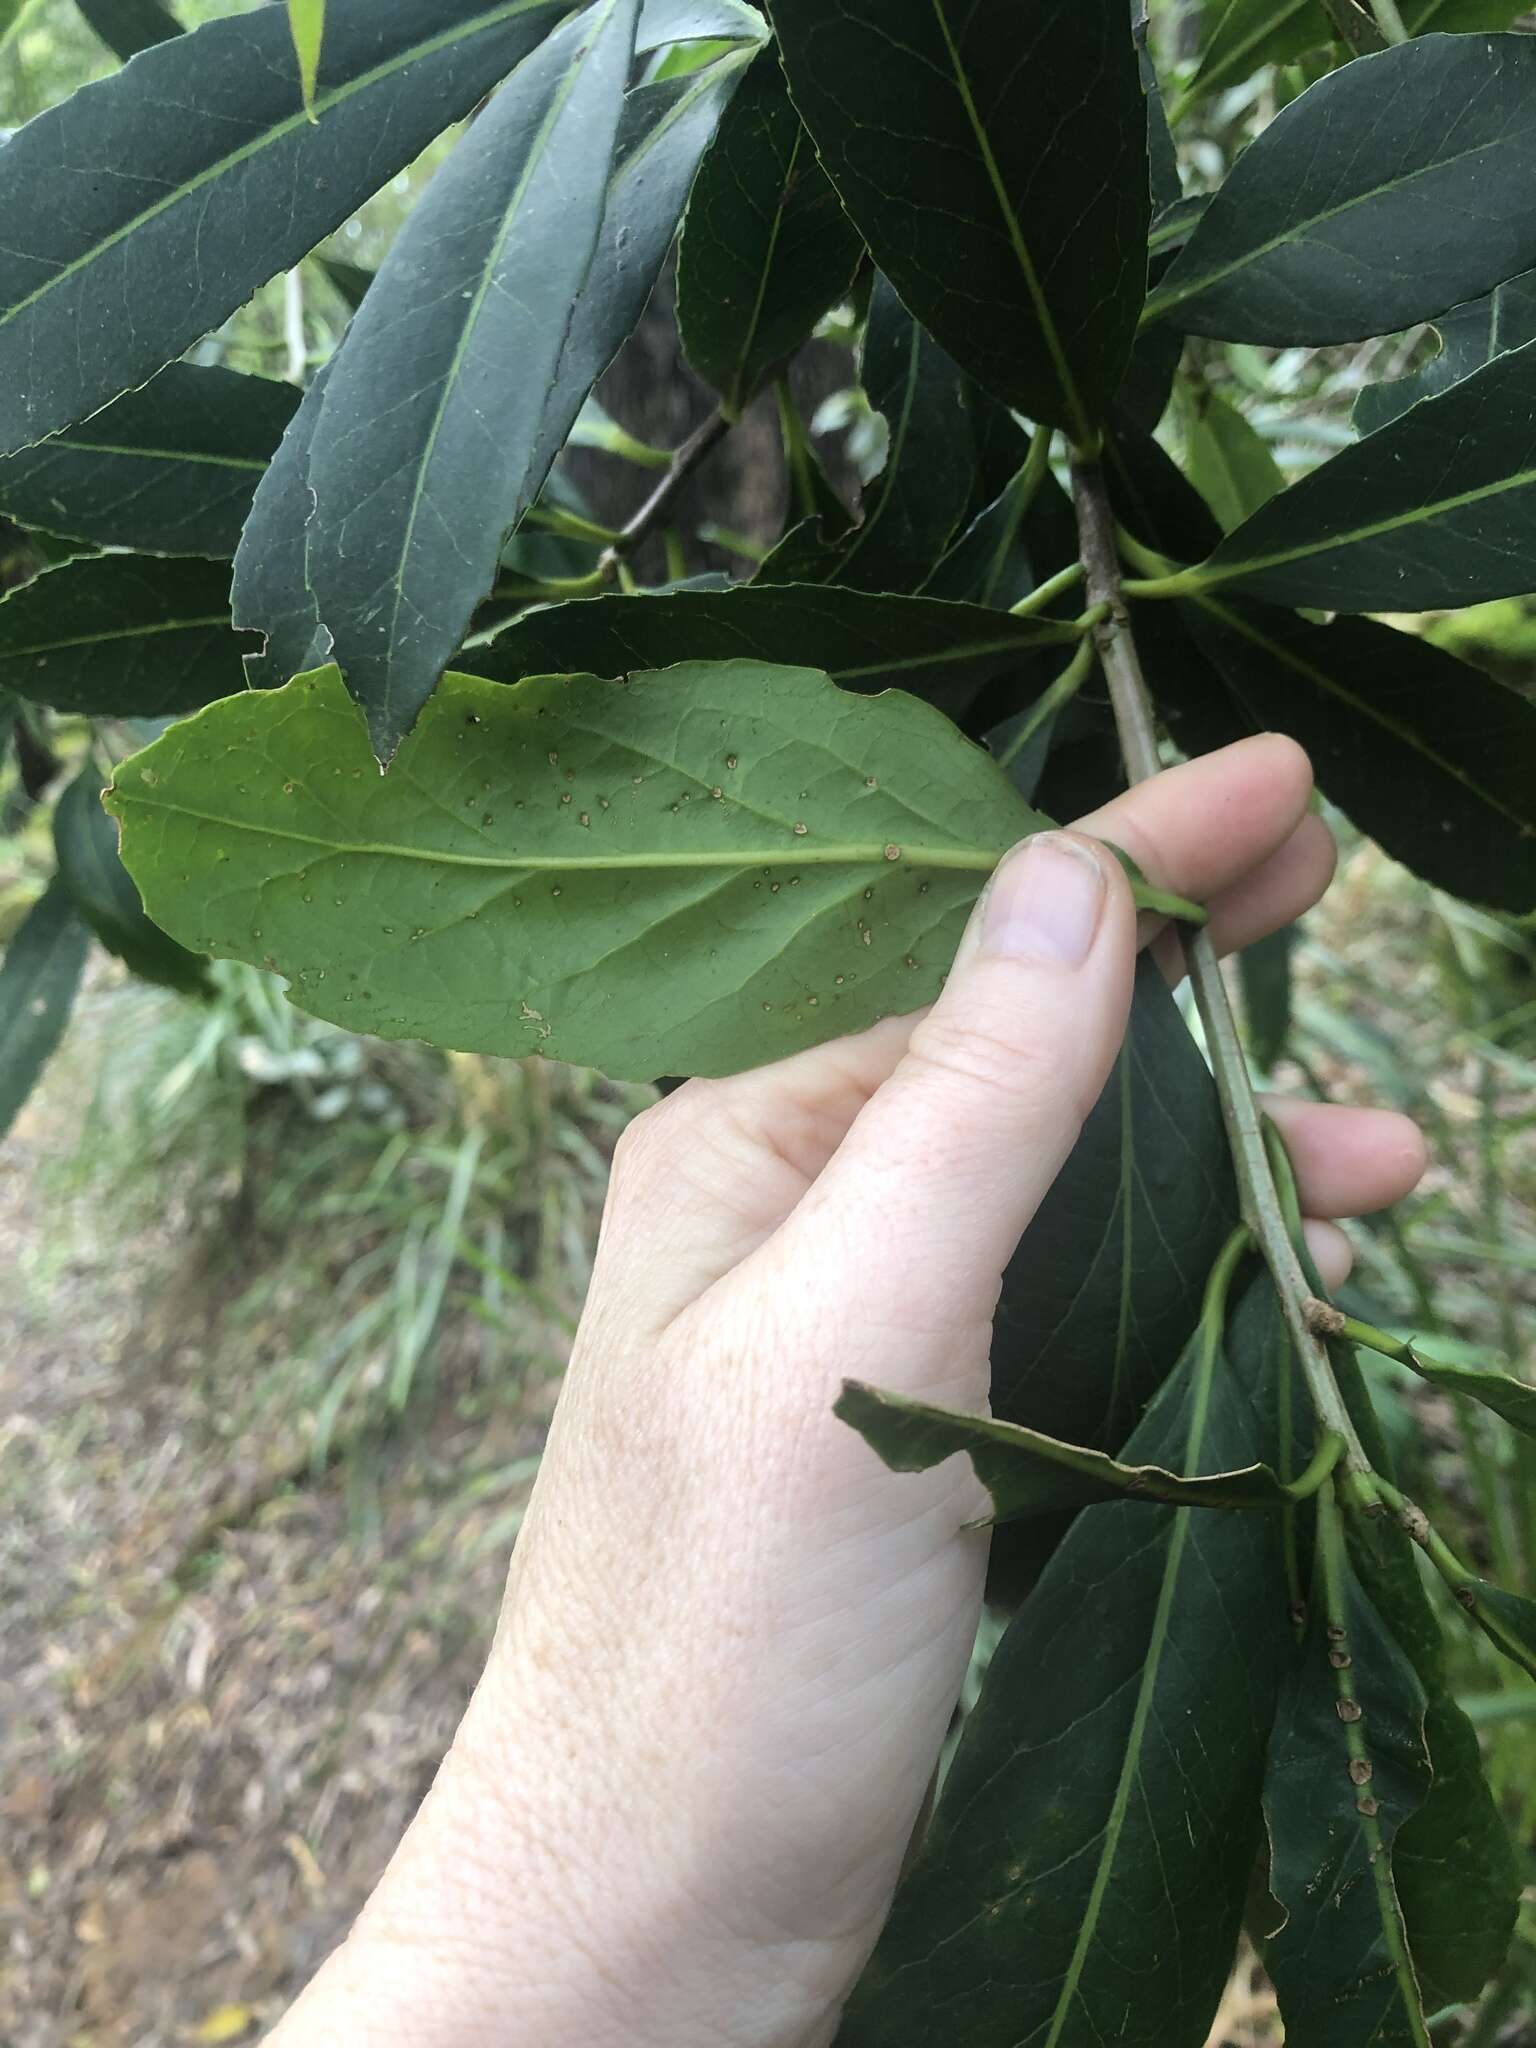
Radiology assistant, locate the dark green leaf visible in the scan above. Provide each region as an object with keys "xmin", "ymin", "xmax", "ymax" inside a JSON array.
[
  {"xmin": 920, "ymin": 468, "xmax": 1039, "ymax": 611},
  {"xmin": 1173, "ymin": 599, "xmax": 1536, "ymax": 913},
  {"xmin": 1397, "ymin": 1344, "xmax": 1536, "ymax": 1438},
  {"xmin": 313, "ymin": 254, "xmax": 374, "ymax": 312},
  {"xmin": 0, "ymin": 0, "xmax": 573, "ymax": 456},
  {"xmin": 991, "ymin": 957, "xmax": 1238, "ymax": 1450},
  {"xmin": 75, "ymin": 0, "xmax": 182, "ymax": 58},
  {"xmin": 1262, "ymin": 1504, "xmax": 1433, "ymax": 2046},
  {"xmin": 0, "ymin": 365, "xmax": 298, "ymax": 559},
  {"xmin": 458, "ymin": 583, "xmax": 1077, "ymax": 723},
  {"xmin": 1151, "ymin": 36, "xmax": 1536, "ymax": 346},
  {"xmin": 1178, "ymin": 0, "xmax": 1330, "ymax": 115},
  {"xmin": 53, "ymin": 766, "xmax": 209, "ymax": 994},
  {"xmin": 1139, "ymin": 35, "xmax": 1181, "ymax": 219},
  {"xmin": 0, "ymin": 555, "xmax": 244, "ymax": 718},
  {"xmin": 1240, "ymin": 921, "xmax": 1293, "ymax": 1071},
  {"xmin": 235, "ymin": 51, "xmax": 748, "ymax": 693},
  {"xmin": 758, "ymin": 277, "xmax": 973, "ymax": 592},
  {"xmin": 840, "ymin": 1274, "xmax": 1294, "ymax": 2048},
  {"xmin": 1356, "ymin": 269, "xmax": 1536, "ymax": 435},
  {"xmin": 836, "ymin": 1376, "xmax": 1302, "ymax": 1517},
  {"xmin": 1181, "ymin": 388, "xmax": 1283, "ymax": 533},
  {"xmin": 767, "ymin": 0, "xmax": 1149, "ymax": 438},
  {"xmin": 675, "ymin": 48, "xmax": 861, "ymax": 416},
  {"xmin": 303, "ymin": 0, "xmax": 638, "ymax": 754},
  {"xmin": 0, "ymin": 877, "xmax": 90, "ymax": 1139},
  {"xmin": 1333, "ymin": 1362, "xmax": 1519, "ymax": 2012}
]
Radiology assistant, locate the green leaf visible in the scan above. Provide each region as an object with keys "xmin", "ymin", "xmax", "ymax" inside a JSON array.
[
  {"xmin": 1372, "ymin": 1338, "xmax": 1536, "ymax": 1439},
  {"xmin": 288, "ymin": 0, "xmax": 325, "ymax": 116},
  {"xmin": 991, "ymin": 957, "xmax": 1238, "ymax": 1450},
  {"xmin": 0, "ymin": 877, "xmax": 90, "ymax": 1140},
  {"xmin": 74, "ymin": 0, "xmax": 182, "ymax": 59},
  {"xmin": 0, "ymin": 365, "xmax": 298, "ymax": 560},
  {"xmin": 766, "ymin": 0, "xmax": 1149, "ymax": 439},
  {"xmin": 1175, "ymin": 600, "xmax": 1536, "ymax": 913},
  {"xmin": 836, "ymin": 1377, "xmax": 1311, "ymax": 1518},
  {"xmin": 675, "ymin": 48, "xmax": 861, "ymax": 416},
  {"xmin": 1181, "ymin": 388, "xmax": 1283, "ymax": 533},
  {"xmin": 1240, "ymin": 921, "xmax": 1293, "ymax": 1071},
  {"xmin": 1109, "ymin": 428, "xmax": 1536, "ymax": 909},
  {"xmin": 1456, "ymin": 1577, "xmax": 1536, "ymax": 1682},
  {"xmin": 302, "ymin": 0, "xmax": 639, "ymax": 754},
  {"xmin": 1262, "ymin": 1497, "xmax": 1434, "ymax": 2047},
  {"xmin": 0, "ymin": 555, "xmax": 245, "ymax": 718},
  {"xmin": 1178, "ymin": 0, "xmax": 1330, "ymax": 115},
  {"xmin": 759, "ymin": 278, "xmax": 973, "ymax": 592},
  {"xmin": 234, "ymin": 49, "xmax": 748, "ymax": 693},
  {"xmin": 0, "ymin": 0, "xmax": 573, "ymax": 457},
  {"xmin": 1356, "ymin": 269, "xmax": 1536, "ymax": 436},
  {"xmin": 53, "ymin": 766, "xmax": 209, "ymax": 995},
  {"xmin": 107, "ymin": 662, "xmax": 1195, "ymax": 1081},
  {"xmin": 839, "ymin": 1272, "xmax": 1296, "ymax": 2048},
  {"xmin": 460, "ymin": 583, "xmax": 1077, "ymax": 723},
  {"xmin": 1151, "ymin": 36, "xmax": 1536, "ymax": 347}
]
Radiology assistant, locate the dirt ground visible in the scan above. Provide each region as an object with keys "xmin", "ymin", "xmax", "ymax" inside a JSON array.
[{"xmin": 1, "ymin": 994, "xmax": 557, "ymax": 2047}]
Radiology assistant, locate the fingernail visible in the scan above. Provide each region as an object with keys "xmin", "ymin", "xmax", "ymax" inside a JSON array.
[{"xmin": 982, "ymin": 833, "xmax": 1106, "ymax": 966}]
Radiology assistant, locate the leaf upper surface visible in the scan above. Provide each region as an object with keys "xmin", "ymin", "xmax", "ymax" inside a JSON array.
[
  {"xmin": 839, "ymin": 1275, "xmax": 1295, "ymax": 2048},
  {"xmin": 675, "ymin": 47, "xmax": 861, "ymax": 416},
  {"xmin": 0, "ymin": 555, "xmax": 245, "ymax": 718},
  {"xmin": 1152, "ymin": 36, "xmax": 1536, "ymax": 347},
  {"xmin": 1355, "ymin": 268, "xmax": 1536, "ymax": 435},
  {"xmin": 302, "ymin": 0, "xmax": 638, "ymax": 754},
  {"xmin": 0, "ymin": 365, "xmax": 298, "ymax": 560},
  {"xmin": 107, "ymin": 661, "xmax": 1051, "ymax": 1080},
  {"xmin": 460, "ymin": 583, "xmax": 1076, "ymax": 723},
  {"xmin": 0, "ymin": 0, "xmax": 573, "ymax": 457},
  {"xmin": 74, "ymin": 0, "xmax": 182, "ymax": 59},
  {"xmin": 766, "ymin": 0, "xmax": 1148, "ymax": 437}
]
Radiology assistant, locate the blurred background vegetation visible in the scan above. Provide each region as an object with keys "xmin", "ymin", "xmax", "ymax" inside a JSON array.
[{"xmin": 1, "ymin": 2, "xmax": 1533, "ymax": 2043}]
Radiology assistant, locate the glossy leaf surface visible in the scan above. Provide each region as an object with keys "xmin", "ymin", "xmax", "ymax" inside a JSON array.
[
  {"xmin": 1152, "ymin": 36, "xmax": 1536, "ymax": 346},
  {"xmin": 837, "ymin": 1377, "xmax": 1302, "ymax": 1518},
  {"xmin": 768, "ymin": 0, "xmax": 1148, "ymax": 438},
  {"xmin": 675, "ymin": 48, "xmax": 861, "ymax": 416},
  {"xmin": 109, "ymin": 662, "xmax": 1055, "ymax": 1080},
  {"xmin": 0, "ymin": 365, "xmax": 298, "ymax": 559},
  {"xmin": 0, "ymin": 878, "xmax": 90, "ymax": 1140},
  {"xmin": 303, "ymin": 0, "xmax": 638, "ymax": 753},
  {"xmin": 0, "ymin": 555, "xmax": 245, "ymax": 717},
  {"xmin": 235, "ymin": 51, "xmax": 747, "ymax": 695},
  {"xmin": 840, "ymin": 1276, "xmax": 1294, "ymax": 2048},
  {"xmin": 462, "ymin": 583, "xmax": 1075, "ymax": 722},
  {"xmin": 1355, "ymin": 268, "xmax": 1536, "ymax": 435},
  {"xmin": 0, "ymin": 0, "xmax": 572, "ymax": 456}
]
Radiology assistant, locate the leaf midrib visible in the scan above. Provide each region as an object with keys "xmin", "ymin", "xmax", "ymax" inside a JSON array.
[
  {"xmin": 1146, "ymin": 125, "xmax": 1522, "ymax": 328},
  {"xmin": 19, "ymin": 438, "xmax": 269, "ymax": 471},
  {"xmin": 107, "ymin": 794, "xmax": 1002, "ymax": 874},
  {"xmin": 1041, "ymin": 1309, "xmax": 1220, "ymax": 2046},
  {"xmin": 926, "ymin": 0, "xmax": 1087, "ymax": 442},
  {"xmin": 1, "ymin": 614, "xmax": 228, "ymax": 657},
  {"xmin": 1207, "ymin": 460, "xmax": 1536, "ymax": 589},
  {"xmin": 0, "ymin": 0, "xmax": 563, "ymax": 335}
]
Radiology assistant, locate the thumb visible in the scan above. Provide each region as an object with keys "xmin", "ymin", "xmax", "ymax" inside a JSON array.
[{"xmin": 778, "ymin": 830, "xmax": 1137, "ymax": 1333}]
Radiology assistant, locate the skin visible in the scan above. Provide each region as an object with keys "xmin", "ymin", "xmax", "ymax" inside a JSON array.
[{"xmin": 269, "ymin": 737, "xmax": 1426, "ymax": 2048}]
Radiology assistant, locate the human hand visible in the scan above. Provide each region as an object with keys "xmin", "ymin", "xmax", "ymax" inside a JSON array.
[{"xmin": 273, "ymin": 737, "xmax": 1426, "ymax": 2048}]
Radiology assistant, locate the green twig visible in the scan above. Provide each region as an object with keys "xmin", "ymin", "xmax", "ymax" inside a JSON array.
[
  {"xmin": 777, "ymin": 377, "xmax": 817, "ymax": 521},
  {"xmin": 599, "ymin": 409, "xmax": 731, "ymax": 579},
  {"xmin": 1070, "ymin": 452, "xmax": 1377, "ymax": 1494},
  {"xmin": 522, "ymin": 503, "xmax": 622, "ymax": 548}
]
